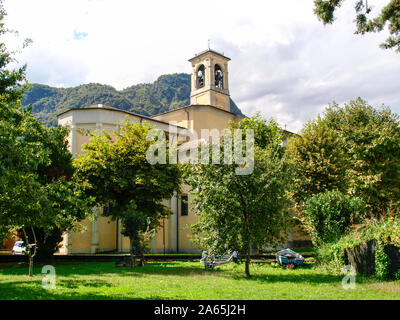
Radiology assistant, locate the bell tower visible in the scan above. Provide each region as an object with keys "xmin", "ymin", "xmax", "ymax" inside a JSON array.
[{"xmin": 188, "ymin": 49, "xmax": 231, "ymax": 112}]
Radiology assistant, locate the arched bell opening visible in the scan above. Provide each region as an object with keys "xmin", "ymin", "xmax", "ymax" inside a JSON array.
[
  {"xmin": 197, "ymin": 65, "xmax": 205, "ymax": 89},
  {"xmin": 214, "ymin": 64, "xmax": 223, "ymax": 89}
]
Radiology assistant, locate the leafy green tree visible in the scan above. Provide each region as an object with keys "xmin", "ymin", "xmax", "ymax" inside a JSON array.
[
  {"xmin": 230, "ymin": 112, "xmax": 281, "ymax": 149},
  {"xmin": 288, "ymin": 98, "xmax": 400, "ymax": 216},
  {"xmin": 314, "ymin": 0, "xmax": 400, "ymax": 52},
  {"xmin": 287, "ymin": 116, "xmax": 348, "ymax": 207},
  {"xmin": 0, "ymin": 225, "xmax": 9, "ymax": 247},
  {"xmin": 75, "ymin": 119, "xmax": 182, "ymax": 267},
  {"xmin": 0, "ymin": 2, "xmax": 30, "ymax": 104},
  {"xmin": 303, "ymin": 190, "xmax": 366, "ymax": 246},
  {"xmin": 0, "ymin": 1, "xmax": 45, "ymax": 274},
  {"xmin": 187, "ymin": 114, "xmax": 292, "ymax": 278},
  {"xmin": 325, "ymin": 99, "xmax": 400, "ymax": 212},
  {"xmin": 0, "ymin": 1, "xmax": 93, "ymax": 275},
  {"xmin": 0, "ymin": 108, "xmax": 94, "ymax": 274}
]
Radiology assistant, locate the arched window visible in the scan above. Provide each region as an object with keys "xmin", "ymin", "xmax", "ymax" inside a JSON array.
[
  {"xmin": 197, "ymin": 65, "xmax": 205, "ymax": 88},
  {"xmin": 215, "ymin": 64, "xmax": 223, "ymax": 89}
]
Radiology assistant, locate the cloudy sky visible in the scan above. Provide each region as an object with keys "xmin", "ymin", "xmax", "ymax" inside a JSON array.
[{"xmin": 4, "ymin": 0, "xmax": 400, "ymax": 133}]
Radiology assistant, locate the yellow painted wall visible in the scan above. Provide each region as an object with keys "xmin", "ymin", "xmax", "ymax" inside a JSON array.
[
  {"xmin": 196, "ymin": 94, "xmax": 209, "ymax": 105},
  {"xmin": 153, "ymin": 106, "xmax": 242, "ymax": 137},
  {"xmin": 191, "ymin": 108, "xmax": 237, "ymax": 135},
  {"xmin": 216, "ymin": 95, "xmax": 229, "ymax": 111},
  {"xmin": 122, "ymin": 235, "xmax": 130, "ymax": 252},
  {"xmin": 71, "ymin": 218, "xmax": 92, "ymax": 253},
  {"xmin": 177, "ymin": 189, "xmax": 198, "ymax": 252},
  {"xmin": 152, "ymin": 110, "xmax": 189, "ymax": 129},
  {"xmin": 98, "ymin": 216, "xmax": 116, "ymax": 251},
  {"xmin": 156, "ymin": 219, "xmax": 168, "ymax": 253}
]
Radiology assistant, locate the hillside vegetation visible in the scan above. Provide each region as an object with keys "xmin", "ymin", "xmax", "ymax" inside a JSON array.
[{"xmin": 21, "ymin": 73, "xmax": 244, "ymax": 127}]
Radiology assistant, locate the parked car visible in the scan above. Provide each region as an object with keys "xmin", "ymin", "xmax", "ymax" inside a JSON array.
[{"xmin": 12, "ymin": 241, "xmax": 26, "ymax": 255}]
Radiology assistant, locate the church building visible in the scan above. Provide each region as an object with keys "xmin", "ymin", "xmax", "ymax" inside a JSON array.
[{"xmin": 57, "ymin": 49, "xmax": 308, "ymax": 254}]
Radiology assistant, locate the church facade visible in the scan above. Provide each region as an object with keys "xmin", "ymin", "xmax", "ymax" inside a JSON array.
[{"xmin": 57, "ymin": 49, "xmax": 309, "ymax": 254}]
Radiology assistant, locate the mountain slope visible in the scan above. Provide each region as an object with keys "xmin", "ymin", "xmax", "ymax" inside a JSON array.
[{"xmin": 21, "ymin": 73, "xmax": 245, "ymax": 127}]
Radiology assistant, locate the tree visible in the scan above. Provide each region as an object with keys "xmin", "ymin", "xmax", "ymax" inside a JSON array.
[
  {"xmin": 0, "ymin": 2, "xmax": 30, "ymax": 104},
  {"xmin": 0, "ymin": 1, "xmax": 44, "ymax": 275},
  {"xmin": 303, "ymin": 190, "xmax": 366, "ymax": 246},
  {"xmin": 286, "ymin": 115, "xmax": 348, "ymax": 207},
  {"xmin": 186, "ymin": 114, "xmax": 292, "ymax": 278},
  {"xmin": 0, "ymin": 225, "xmax": 9, "ymax": 247},
  {"xmin": 0, "ymin": 2, "xmax": 93, "ymax": 275},
  {"xmin": 314, "ymin": 0, "xmax": 400, "ymax": 52},
  {"xmin": 75, "ymin": 119, "xmax": 182, "ymax": 267},
  {"xmin": 0, "ymin": 108, "xmax": 94, "ymax": 274},
  {"xmin": 288, "ymin": 98, "xmax": 400, "ymax": 216}
]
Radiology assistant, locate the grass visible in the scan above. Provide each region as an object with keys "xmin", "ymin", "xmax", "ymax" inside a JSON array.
[{"xmin": 0, "ymin": 260, "xmax": 399, "ymax": 300}]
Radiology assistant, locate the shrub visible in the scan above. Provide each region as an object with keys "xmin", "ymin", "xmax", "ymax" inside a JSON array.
[
  {"xmin": 314, "ymin": 241, "xmax": 347, "ymax": 273},
  {"xmin": 303, "ymin": 190, "xmax": 366, "ymax": 246},
  {"xmin": 315, "ymin": 208, "xmax": 400, "ymax": 279}
]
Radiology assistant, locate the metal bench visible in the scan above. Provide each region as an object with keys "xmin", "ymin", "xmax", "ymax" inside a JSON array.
[{"xmin": 200, "ymin": 251, "xmax": 238, "ymax": 269}]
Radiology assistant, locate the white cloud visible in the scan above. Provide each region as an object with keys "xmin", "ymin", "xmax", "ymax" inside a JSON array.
[
  {"xmin": 3, "ymin": 0, "xmax": 400, "ymax": 132},
  {"xmin": 23, "ymin": 47, "xmax": 89, "ymax": 88}
]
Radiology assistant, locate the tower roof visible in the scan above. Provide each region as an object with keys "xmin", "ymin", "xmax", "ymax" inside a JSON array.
[{"xmin": 188, "ymin": 49, "xmax": 231, "ymax": 62}]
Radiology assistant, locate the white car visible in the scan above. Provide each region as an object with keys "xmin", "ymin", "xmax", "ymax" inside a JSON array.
[{"xmin": 11, "ymin": 241, "xmax": 27, "ymax": 255}]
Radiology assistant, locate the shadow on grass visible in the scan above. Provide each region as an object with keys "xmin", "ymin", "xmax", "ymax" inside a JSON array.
[
  {"xmin": 0, "ymin": 261, "xmax": 212, "ymax": 278},
  {"xmin": 0, "ymin": 260, "xmax": 362, "ymax": 286},
  {"xmin": 140, "ymin": 261, "xmax": 374, "ymax": 286},
  {"xmin": 0, "ymin": 279, "xmax": 165, "ymax": 300},
  {"xmin": 56, "ymin": 279, "xmax": 115, "ymax": 289},
  {"xmin": 230, "ymin": 271, "xmax": 343, "ymax": 284}
]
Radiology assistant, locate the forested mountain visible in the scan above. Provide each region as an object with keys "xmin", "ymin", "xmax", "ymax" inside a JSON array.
[{"xmin": 21, "ymin": 73, "xmax": 244, "ymax": 127}]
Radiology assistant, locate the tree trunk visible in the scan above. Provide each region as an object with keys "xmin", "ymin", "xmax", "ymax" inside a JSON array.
[
  {"xmin": 29, "ymin": 256, "xmax": 34, "ymax": 277},
  {"xmin": 139, "ymin": 246, "xmax": 145, "ymax": 267},
  {"xmin": 238, "ymin": 191, "xmax": 251, "ymax": 278},
  {"xmin": 129, "ymin": 238, "xmax": 135, "ymax": 268},
  {"xmin": 23, "ymin": 227, "xmax": 37, "ymax": 277},
  {"xmin": 245, "ymin": 240, "xmax": 251, "ymax": 278},
  {"xmin": 243, "ymin": 209, "xmax": 251, "ymax": 278}
]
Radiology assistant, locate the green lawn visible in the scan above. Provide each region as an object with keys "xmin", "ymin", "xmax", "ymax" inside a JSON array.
[{"xmin": 0, "ymin": 260, "xmax": 399, "ymax": 300}]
